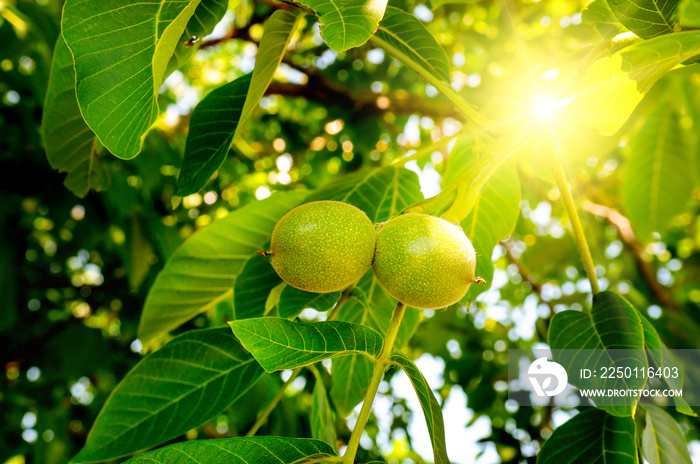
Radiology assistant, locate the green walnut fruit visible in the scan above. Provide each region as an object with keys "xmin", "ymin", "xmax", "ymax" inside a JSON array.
[
  {"xmin": 373, "ymin": 214, "xmax": 476, "ymax": 309},
  {"xmin": 268, "ymin": 201, "xmax": 375, "ymax": 293}
]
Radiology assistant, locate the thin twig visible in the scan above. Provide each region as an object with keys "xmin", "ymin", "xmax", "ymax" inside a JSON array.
[
  {"xmin": 501, "ymin": 240, "xmax": 554, "ymax": 312},
  {"xmin": 246, "ymin": 368, "xmax": 301, "ymax": 437},
  {"xmin": 581, "ymin": 201, "xmax": 679, "ymax": 312}
]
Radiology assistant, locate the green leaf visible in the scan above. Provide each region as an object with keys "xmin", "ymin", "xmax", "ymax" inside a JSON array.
[
  {"xmin": 444, "ymin": 139, "xmax": 520, "ymax": 299},
  {"xmin": 118, "ymin": 436, "xmax": 338, "ymax": 464},
  {"xmin": 606, "ymin": 0, "xmax": 679, "ymax": 38},
  {"xmin": 537, "ymin": 409, "xmax": 637, "ymax": 464},
  {"xmin": 239, "ymin": 9, "xmax": 303, "ymax": 129},
  {"xmin": 643, "ymin": 407, "xmax": 692, "ymax": 464},
  {"xmin": 305, "ymin": 166, "xmax": 424, "ymax": 416},
  {"xmin": 137, "ymin": 191, "xmax": 307, "ymax": 350},
  {"xmin": 639, "ymin": 315, "xmax": 695, "ymax": 415},
  {"xmin": 229, "ymin": 318, "xmax": 383, "ymax": 372},
  {"xmin": 621, "ymin": 105, "xmax": 695, "ymax": 241},
  {"xmin": 62, "ymin": 0, "xmax": 203, "ymax": 158},
  {"xmin": 583, "ymin": 0, "xmax": 628, "ymax": 39},
  {"xmin": 679, "ymin": 0, "xmax": 700, "ymax": 27},
  {"xmin": 296, "ymin": 0, "xmax": 387, "ymax": 53},
  {"xmin": 42, "ymin": 36, "xmax": 109, "ymax": 197},
  {"xmin": 278, "ymin": 286, "xmax": 342, "ymax": 319},
  {"xmin": 177, "ymin": 73, "xmax": 252, "ymax": 195},
  {"xmin": 405, "ymin": 135, "xmax": 529, "ymax": 222},
  {"xmin": 233, "ymin": 252, "xmax": 283, "ymax": 320},
  {"xmin": 166, "ymin": 0, "xmax": 229, "ymax": 75},
  {"xmin": 578, "ymin": 30, "xmax": 700, "ymax": 135},
  {"xmin": 390, "ymin": 353, "xmax": 449, "ymax": 464},
  {"xmin": 373, "ymin": 7, "xmax": 451, "ymax": 83},
  {"xmin": 311, "ymin": 371, "xmax": 337, "ymax": 449},
  {"xmin": 178, "ymin": 9, "xmax": 301, "ymax": 195},
  {"xmin": 548, "ymin": 291, "xmax": 647, "ymax": 417},
  {"xmin": 71, "ymin": 328, "xmax": 264, "ymax": 464}
]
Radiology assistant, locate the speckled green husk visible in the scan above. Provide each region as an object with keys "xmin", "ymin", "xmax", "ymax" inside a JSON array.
[
  {"xmin": 373, "ymin": 214, "xmax": 476, "ymax": 309},
  {"xmin": 269, "ymin": 201, "xmax": 376, "ymax": 293}
]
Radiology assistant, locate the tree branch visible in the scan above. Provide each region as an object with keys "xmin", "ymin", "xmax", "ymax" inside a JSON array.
[
  {"xmin": 581, "ymin": 201, "xmax": 679, "ymax": 312},
  {"xmin": 501, "ymin": 239, "xmax": 555, "ymax": 313}
]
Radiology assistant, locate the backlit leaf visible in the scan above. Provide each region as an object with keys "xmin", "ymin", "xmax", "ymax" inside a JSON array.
[
  {"xmin": 548, "ymin": 291, "xmax": 647, "ymax": 417},
  {"xmin": 311, "ymin": 371, "xmax": 337, "ymax": 449},
  {"xmin": 583, "ymin": 0, "xmax": 628, "ymax": 38},
  {"xmin": 538, "ymin": 409, "xmax": 637, "ymax": 464},
  {"xmin": 390, "ymin": 353, "xmax": 449, "ymax": 464},
  {"xmin": 178, "ymin": 9, "xmax": 302, "ymax": 194},
  {"xmin": 373, "ymin": 7, "xmax": 450, "ymax": 83},
  {"xmin": 166, "ymin": 0, "xmax": 229, "ymax": 75},
  {"xmin": 42, "ymin": 36, "xmax": 109, "ymax": 198},
  {"xmin": 119, "ymin": 436, "xmax": 337, "ymax": 464},
  {"xmin": 137, "ymin": 191, "xmax": 307, "ymax": 350},
  {"xmin": 296, "ymin": 0, "xmax": 388, "ymax": 53},
  {"xmin": 230, "ymin": 318, "xmax": 383, "ymax": 372},
  {"xmin": 621, "ymin": 105, "xmax": 695, "ymax": 240},
  {"xmin": 607, "ymin": 0, "xmax": 679, "ymax": 38},
  {"xmin": 72, "ymin": 328, "xmax": 264, "ymax": 463},
  {"xmin": 642, "ymin": 406, "xmax": 692, "ymax": 464},
  {"xmin": 62, "ymin": 0, "xmax": 203, "ymax": 158},
  {"xmin": 578, "ymin": 30, "xmax": 700, "ymax": 135}
]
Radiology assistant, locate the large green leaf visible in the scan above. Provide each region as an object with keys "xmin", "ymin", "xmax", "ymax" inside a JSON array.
[
  {"xmin": 583, "ymin": 0, "xmax": 628, "ymax": 38},
  {"xmin": 311, "ymin": 370, "xmax": 337, "ymax": 449},
  {"xmin": 537, "ymin": 409, "xmax": 637, "ymax": 464},
  {"xmin": 404, "ymin": 135, "xmax": 530, "ymax": 222},
  {"xmin": 296, "ymin": 0, "xmax": 387, "ymax": 53},
  {"xmin": 119, "ymin": 436, "xmax": 338, "ymax": 464},
  {"xmin": 642, "ymin": 407, "xmax": 692, "ymax": 464},
  {"xmin": 166, "ymin": 0, "xmax": 229, "ymax": 75},
  {"xmin": 304, "ymin": 166, "xmax": 424, "ymax": 416},
  {"xmin": 239, "ymin": 9, "xmax": 302, "ymax": 128},
  {"xmin": 229, "ymin": 318, "xmax": 383, "ymax": 372},
  {"xmin": 177, "ymin": 73, "xmax": 252, "ymax": 195},
  {"xmin": 372, "ymin": 7, "xmax": 451, "ymax": 83},
  {"xmin": 42, "ymin": 36, "xmax": 109, "ymax": 198},
  {"xmin": 390, "ymin": 353, "xmax": 449, "ymax": 464},
  {"xmin": 72, "ymin": 328, "xmax": 264, "ymax": 463},
  {"xmin": 607, "ymin": 0, "xmax": 679, "ymax": 38},
  {"xmin": 137, "ymin": 191, "xmax": 307, "ymax": 350},
  {"xmin": 548, "ymin": 291, "xmax": 647, "ymax": 417},
  {"xmin": 639, "ymin": 315, "xmax": 695, "ymax": 415},
  {"xmin": 278, "ymin": 285, "xmax": 342, "ymax": 319},
  {"xmin": 178, "ymin": 9, "xmax": 301, "ymax": 195},
  {"xmin": 62, "ymin": 0, "xmax": 203, "ymax": 158},
  {"xmin": 621, "ymin": 105, "xmax": 695, "ymax": 241},
  {"xmin": 679, "ymin": 0, "xmax": 700, "ymax": 27},
  {"xmin": 233, "ymin": 252, "xmax": 283, "ymax": 320},
  {"xmin": 443, "ymin": 137, "xmax": 521, "ymax": 300},
  {"xmin": 579, "ymin": 30, "xmax": 700, "ymax": 135}
]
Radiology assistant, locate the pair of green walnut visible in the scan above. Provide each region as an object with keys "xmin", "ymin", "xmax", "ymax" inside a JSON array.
[{"xmin": 266, "ymin": 201, "xmax": 477, "ymax": 310}]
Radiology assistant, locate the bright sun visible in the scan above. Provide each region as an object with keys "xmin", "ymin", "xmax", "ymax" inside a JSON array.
[{"xmin": 532, "ymin": 95, "xmax": 577, "ymax": 121}]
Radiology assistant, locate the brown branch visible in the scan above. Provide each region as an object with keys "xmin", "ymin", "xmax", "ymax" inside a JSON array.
[
  {"xmin": 501, "ymin": 240, "xmax": 555, "ymax": 313},
  {"xmin": 266, "ymin": 81, "xmax": 462, "ymax": 120},
  {"xmin": 581, "ymin": 201, "xmax": 679, "ymax": 312},
  {"xmin": 196, "ymin": 15, "xmax": 463, "ymax": 120}
]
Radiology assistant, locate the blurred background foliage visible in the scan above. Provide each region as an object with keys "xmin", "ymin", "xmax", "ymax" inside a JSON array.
[{"xmin": 2, "ymin": 0, "xmax": 700, "ymax": 462}]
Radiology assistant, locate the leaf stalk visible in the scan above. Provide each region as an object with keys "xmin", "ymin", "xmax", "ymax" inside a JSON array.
[
  {"xmin": 548, "ymin": 149, "xmax": 600, "ymax": 294},
  {"xmin": 342, "ymin": 302, "xmax": 406, "ymax": 463}
]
